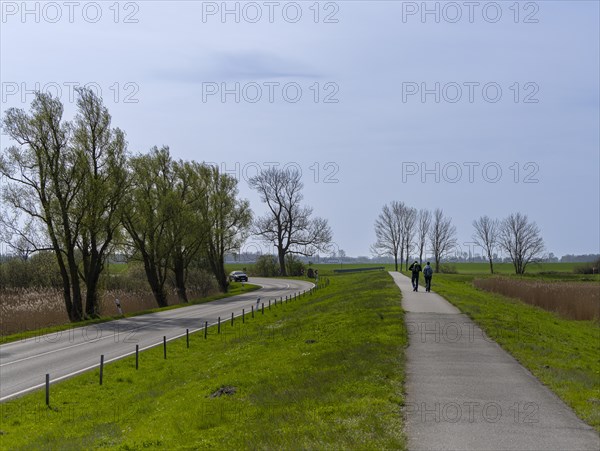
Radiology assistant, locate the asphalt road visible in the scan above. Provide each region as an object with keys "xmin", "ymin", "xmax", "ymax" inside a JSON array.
[
  {"xmin": 389, "ymin": 271, "xmax": 600, "ymax": 451},
  {"xmin": 0, "ymin": 277, "xmax": 314, "ymax": 401}
]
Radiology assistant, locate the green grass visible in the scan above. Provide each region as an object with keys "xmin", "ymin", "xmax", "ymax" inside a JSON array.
[
  {"xmin": 430, "ymin": 273, "xmax": 600, "ymax": 432},
  {"xmin": 0, "ymin": 282, "xmax": 260, "ymax": 345},
  {"xmin": 229, "ymin": 261, "xmax": 597, "ymax": 279},
  {"xmin": 0, "ymin": 272, "xmax": 407, "ymax": 449}
]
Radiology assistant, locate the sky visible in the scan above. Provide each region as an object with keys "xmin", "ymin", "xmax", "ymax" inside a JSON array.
[{"xmin": 1, "ymin": 1, "xmax": 599, "ymax": 259}]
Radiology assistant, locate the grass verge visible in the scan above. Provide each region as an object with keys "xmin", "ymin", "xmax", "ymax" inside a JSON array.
[
  {"xmin": 431, "ymin": 273, "xmax": 600, "ymax": 432},
  {"xmin": 0, "ymin": 272, "xmax": 407, "ymax": 449},
  {"xmin": 0, "ymin": 282, "xmax": 260, "ymax": 345}
]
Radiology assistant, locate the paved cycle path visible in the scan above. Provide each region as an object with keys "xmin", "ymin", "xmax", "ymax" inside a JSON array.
[{"xmin": 389, "ymin": 271, "xmax": 599, "ymax": 451}]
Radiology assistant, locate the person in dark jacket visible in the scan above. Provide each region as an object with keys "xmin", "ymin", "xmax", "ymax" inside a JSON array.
[
  {"xmin": 423, "ymin": 262, "xmax": 433, "ymax": 292},
  {"xmin": 408, "ymin": 260, "xmax": 422, "ymax": 292}
]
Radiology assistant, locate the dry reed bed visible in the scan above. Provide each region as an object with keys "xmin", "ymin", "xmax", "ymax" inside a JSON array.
[
  {"xmin": 473, "ymin": 278, "xmax": 600, "ymax": 321},
  {"xmin": 0, "ymin": 288, "xmax": 206, "ymax": 336}
]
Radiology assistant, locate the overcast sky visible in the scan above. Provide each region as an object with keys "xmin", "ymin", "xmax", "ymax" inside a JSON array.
[{"xmin": 1, "ymin": 1, "xmax": 598, "ymax": 258}]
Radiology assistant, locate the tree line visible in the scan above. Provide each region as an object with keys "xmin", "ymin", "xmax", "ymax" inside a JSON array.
[
  {"xmin": 372, "ymin": 202, "xmax": 544, "ymax": 275},
  {"xmin": 0, "ymin": 90, "xmax": 333, "ymax": 322}
]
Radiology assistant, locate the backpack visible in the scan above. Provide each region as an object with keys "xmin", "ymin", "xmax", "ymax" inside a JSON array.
[{"xmin": 424, "ymin": 266, "xmax": 433, "ymax": 277}]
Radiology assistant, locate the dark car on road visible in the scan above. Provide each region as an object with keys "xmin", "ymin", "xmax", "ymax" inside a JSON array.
[{"xmin": 229, "ymin": 271, "xmax": 248, "ymax": 282}]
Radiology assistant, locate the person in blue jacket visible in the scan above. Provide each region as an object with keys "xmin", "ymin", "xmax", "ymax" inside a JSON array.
[{"xmin": 423, "ymin": 262, "xmax": 433, "ymax": 292}]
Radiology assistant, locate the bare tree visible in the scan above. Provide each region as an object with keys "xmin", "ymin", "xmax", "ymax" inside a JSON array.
[
  {"xmin": 249, "ymin": 167, "xmax": 332, "ymax": 276},
  {"xmin": 472, "ymin": 215, "xmax": 499, "ymax": 274},
  {"xmin": 416, "ymin": 209, "xmax": 431, "ymax": 264},
  {"xmin": 428, "ymin": 208, "xmax": 457, "ymax": 273},
  {"xmin": 371, "ymin": 201, "xmax": 404, "ymax": 271},
  {"xmin": 499, "ymin": 212, "xmax": 544, "ymax": 274},
  {"xmin": 401, "ymin": 206, "xmax": 417, "ymax": 269}
]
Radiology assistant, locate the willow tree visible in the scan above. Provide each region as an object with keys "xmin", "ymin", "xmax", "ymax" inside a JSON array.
[
  {"xmin": 1, "ymin": 93, "xmax": 84, "ymax": 321},
  {"xmin": 203, "ymin": 166, "xmax": 251, "ymax": 292},
  {"xmin": 2, "ymin": 90, "xmax": 129, "ymax": 320},
  {"xmin": 72, "ymin": 88, "xmax": 128, "ymax": 317},
  {"xmin": 122, "ymin": 146, "xmax": 176, "ymax": 308}
]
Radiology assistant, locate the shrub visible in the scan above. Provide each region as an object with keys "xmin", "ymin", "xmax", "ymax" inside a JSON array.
[
  {"xmin": 253, "ymin": 255, "xmax": 279, "ymax": 277},
  {"xmin": 285, "ymin": 255, "xmax": 305, "ymax": 276},
  {"xmin": 574, "ymin": 259, "xmax": 600, "ymax": 275},
  {"xmin": 438, "ymin": 264, "xmax": 457, "ymax": 274},
  {"xmin": 186, "ymin": 268, "xmax": 217, "ymax": 297},
  {"xmin": 0, "ymin": 251, "xmax": 62, "ymax": 289}
]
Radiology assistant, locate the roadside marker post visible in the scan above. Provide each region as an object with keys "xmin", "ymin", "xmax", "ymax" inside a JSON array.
[
  {"xmin": 135, "ymin": 345, "xmax": 139, "ymax": 369},
  {"xmin": 186, "ymin": 329, "xmax": 189, "ymax": 348},
  {"xmin": 99, "ymin": 355, "xmax": 104, "ymax": 385},
  {"xmin": 163, "ymin": 336, "xmax": 167, "ymax": 359},
  {"xmin": 204, "ymin": 321, "xmax": 208, "ymax": 339},
  {"xmin": 45, "ymin": 374, "xmax": 50, "ymax": 406}
]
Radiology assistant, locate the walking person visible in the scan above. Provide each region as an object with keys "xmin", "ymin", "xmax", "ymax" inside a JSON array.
[
  {"xmin": 408, "ymin": 260, "xmax": 422, "ymax": 292},
  {"xmin": 423, "ymin": 261, "xmax": 433, "ymax": 292}
]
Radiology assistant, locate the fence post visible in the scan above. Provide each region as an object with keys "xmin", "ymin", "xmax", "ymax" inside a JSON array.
[
  {"xmin": 99, "ymin": 355, "xmax": 104, "ymax": 385},
  {"xmin": 163, "ymin": 336, "xmax": 167, "ymax": 359},
  {"xmin": 45, "ymin": 373, "xmax": 50, "ymax": 406},
  {"xmin": 136, "ymin": 345, "xmax": 139, "ymax": 369}
]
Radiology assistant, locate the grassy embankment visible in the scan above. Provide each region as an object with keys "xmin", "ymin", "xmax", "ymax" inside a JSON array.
[
  {"xmin": 0, "ymin": 272, "xmax": 407, "ymax": 449},
  {"xmin": 430, "ymin": 273, "xmax": 600, "ymax": 432}
]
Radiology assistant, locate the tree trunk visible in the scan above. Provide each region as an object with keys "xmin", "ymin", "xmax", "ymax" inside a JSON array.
[
  {"xmin": 173, "ymin": 256, "xmax": 188, "ymax": 302},
  {"xmin": 394, "ymin": 254, "xmax": 398, "ymax": 272},
  {"xmin": 215, "ymin": 269, "xmax": 228, "ymax": 293},
  {"xmin": 85, "ymin": 267, "xmax": 102, "ymax": 318},
  {"xmin": 435, "ymin": 257, "xmax": 440, "ymax": 273},
  {"xmin": 213, "ymin": 259, "xmax": 228, "ymax": 293},
  {"xmin": 143, "ymin": 261, "xmax": 168, "ymax": 308},
  {"xmin": 52, "ymin": 248, "xmax": 77, "ymax": 321},
  {"xmin": 278, "ymin": 248, "xmax": 287, "ymax": 276},
  {"xmin": 488, "ymin": 251, "xmax": 494, "ymax": 274},
  {"xmin": 67, "ymin": 250, "xmax": 84, "ymax": 320},
  {"xmin": 84, "ymin": 250, "xmax": 103, "ymax": 317},
  {"xmin": 400, "ymin": 247, "xmax": 405, "ymax": 272}
]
